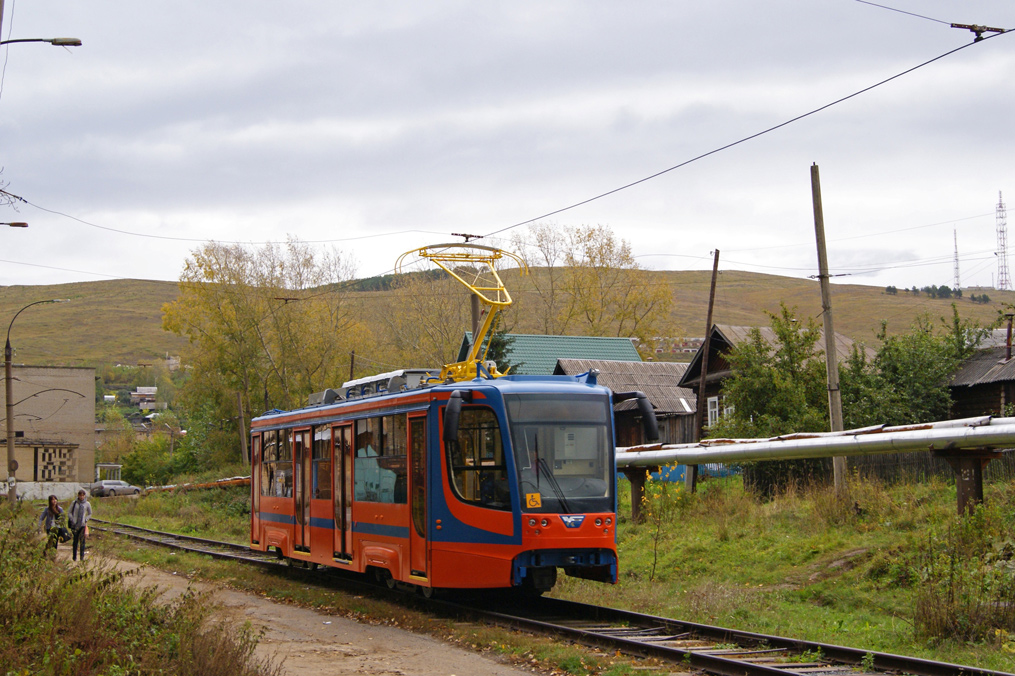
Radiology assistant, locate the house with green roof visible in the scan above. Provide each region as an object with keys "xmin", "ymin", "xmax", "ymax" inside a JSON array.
[{"xmin": 457, "ymin": 332, "xmax": 642, "ymax": 375}]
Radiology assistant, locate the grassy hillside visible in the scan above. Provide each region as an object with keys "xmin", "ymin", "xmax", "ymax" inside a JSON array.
[
  {"xmin": 0, "ymin": 279, "xmax": 188, "ymax": 366},
  {"xmin": 1, "ymin": 272, "xmax": 1010, "ymax": 368}
]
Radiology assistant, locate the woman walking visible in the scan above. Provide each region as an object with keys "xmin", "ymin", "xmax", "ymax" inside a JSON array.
[
  {"xmin": 68, "ymin": 489, "xmax": 92, "ymax": 562},
  {"xmin": 38, "ymin": 495, "xmax": 68, "ymax": 551}
]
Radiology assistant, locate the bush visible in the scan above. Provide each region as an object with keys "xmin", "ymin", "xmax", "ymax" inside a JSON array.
[
  {"xmin": 0, "ymin": 504, "xmax": 280, "ymax": 675},
  {"xmin": 913, "ymin": 506, "xmax": 1015, "ymax": 643}
]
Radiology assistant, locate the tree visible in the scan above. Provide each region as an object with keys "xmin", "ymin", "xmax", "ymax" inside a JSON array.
[
  {"xmin": 163, "ymin": 239, "xmax": 370, "ymax": 464},
  {"xmin": 380, "ymin": 271, "xmax": 474, "ymax": 370},
  {"xmin": 511, "ymin": 224, "xmax": 672, "ymax": 349},
  {"xmin": 708, "ymin": 304, "xmax": 829, "ymax": 439}
]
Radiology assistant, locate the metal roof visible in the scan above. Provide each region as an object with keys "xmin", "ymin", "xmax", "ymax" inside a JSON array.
[
  {"xmin": 950, "ymin": 346, "xmax": 1015, "ymax": 387},
  {"xmin": 554, "ymin": 358, "xmax": 696, "ymax": 416},
  {"xmin": 459, "ymin": 332, "xmax": 642, "ymax": 375}
]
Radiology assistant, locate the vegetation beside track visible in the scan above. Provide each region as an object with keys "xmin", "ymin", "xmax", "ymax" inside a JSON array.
[
  {"xmin": 0, "ymin": 504, "xmax": 281, "ymax": 676},
  {"xmin": 91, "ymin": 476, "xmax": 1015, "ymax": 674},
  {"xmin": 557, "ymin": 474, "xmax": 1015, "ymax": 672}
]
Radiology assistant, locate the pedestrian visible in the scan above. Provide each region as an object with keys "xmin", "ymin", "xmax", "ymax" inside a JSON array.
[
  {"xmin": 38, "ymin": 495, "xmax": 69, "ymax": 551},
  {"xmin": 68, "ymin": 489, "xmax": 92, "ymax": 562}
]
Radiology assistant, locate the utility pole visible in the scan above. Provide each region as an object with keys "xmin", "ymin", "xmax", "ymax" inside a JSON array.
[
  {"xmin": 811, "ymin": 163, "xmax": 846, "ymax": 493},
  {"xmin": 471, "ymin": 294, "xmax": 481, "ymax": 344},
  {"xmin": 689, "ymin": 249, "xmax": 720, "ymax": 494},
  {"xmin": 237, "ymin": 392, "xmax": 248, "ymax": 467},
  {"xmin": 349, "ymin": 350, "xmax": 355, "ymax": 381}
]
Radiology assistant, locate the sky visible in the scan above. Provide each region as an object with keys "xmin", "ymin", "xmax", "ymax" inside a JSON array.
[{"xmin": 1, "ymin": 1, "xmax": 1014, "ymax": 291}]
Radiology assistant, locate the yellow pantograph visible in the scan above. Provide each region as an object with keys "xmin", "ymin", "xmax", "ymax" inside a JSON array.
[{"xmin": 396, "ymin": 243, "xmax": 527, "ymax": 383}]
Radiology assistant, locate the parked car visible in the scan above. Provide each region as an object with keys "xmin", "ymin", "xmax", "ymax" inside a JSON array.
[{"xmin": 91, "ymin": 480, "xmax": 143, "ymax": 497}]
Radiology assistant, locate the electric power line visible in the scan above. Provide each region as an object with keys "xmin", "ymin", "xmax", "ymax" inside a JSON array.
[{"xmin": 480, "ymin": 31, "xmax": 1007, "ymax": 241}]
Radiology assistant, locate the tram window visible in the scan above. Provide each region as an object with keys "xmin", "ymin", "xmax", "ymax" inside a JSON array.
[
  {"xmin": 445, "ymin": 407, "xmax": 510, "ymax": 511},
  {"xmin": 353, "ymin": 415, "xmax": 407, "ymax": 504},
  {"xmin": 272, "ymin": 432, "xmax": 293, "ymax": 498},
  {"xmin": 260, "ymin": 430, "xmax": 277, "ymax": 497},
  {"xmin": 312, "ymin": 426, "xmax": 331, "ymax": 500}
]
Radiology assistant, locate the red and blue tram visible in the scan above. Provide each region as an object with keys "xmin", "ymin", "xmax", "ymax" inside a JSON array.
[{"xmin": 249, "ymin": 369, "xmax": 658, "ymax": 594}]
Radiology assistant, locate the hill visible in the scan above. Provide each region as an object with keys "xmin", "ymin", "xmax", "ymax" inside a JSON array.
[
  {"xmin": 0, "ymin": 279, "xmax": 188, "ymax": 366},
  {"xmin": 1, "ymin": 272, "xmax": 1011, "ymax": 368}
]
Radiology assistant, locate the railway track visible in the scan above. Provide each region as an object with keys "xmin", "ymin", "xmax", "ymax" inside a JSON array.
[
  {"xmin": 89, "ymin": 519, "xmax": 282, "ymax": 568},
  {"xmin": 95, "ymin": 520, "xmax": 1014, "ymax": 676}
]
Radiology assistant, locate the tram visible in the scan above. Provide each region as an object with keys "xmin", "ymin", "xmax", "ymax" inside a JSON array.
[{"xmin": 248, "ymin": 243, "xmax": 658, "ymax": 593}]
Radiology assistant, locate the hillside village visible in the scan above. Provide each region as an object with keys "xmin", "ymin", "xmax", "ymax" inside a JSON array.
[{"xmin": 2, "ymin": 270, "xmax": 1013, "ymax": 498}]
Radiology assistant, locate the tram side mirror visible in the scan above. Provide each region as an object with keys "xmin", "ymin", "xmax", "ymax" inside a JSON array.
[
  {"xmin": 614, "ymin": 390, "xmax": 660, "ymax": 442},
  {"xmin": 443, "ymin": 390, "xmax": 473, "ymax": 443}
]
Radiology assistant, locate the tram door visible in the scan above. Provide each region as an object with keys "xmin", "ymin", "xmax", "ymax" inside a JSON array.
[
  {"xmin": 408, "ymin": 415, "xmax": 428, "ymax": 579},
  {"xmin": 250, "ymin": 434, "xmax": 261, "ymax": 544},
  {"xmin": 292, "ymin": 429, "xmax": 312, "ymax": 552},
  {"xmin": 332, "ymin": 424, "xmax": 353, "ymax": 560}
]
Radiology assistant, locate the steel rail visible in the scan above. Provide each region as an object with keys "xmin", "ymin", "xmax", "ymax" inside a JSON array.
[
  {"xmin": 438, "ymin": 595, "xmax": 1015, "ymax": 676},
  {"xmin": 89, "ymin": 519, "xmax": 283, "ymax": 568},
  {"xmin": 95, "ymin": 520, "xmax": 1014, "ymax": 676}
]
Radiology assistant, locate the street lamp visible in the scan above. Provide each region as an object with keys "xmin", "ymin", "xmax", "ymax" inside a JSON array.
[
  {"xmin": 5, "ymin": 298, "xmax": 69, "ymax": 505},
  {"xmin": 0, "ymin": 37, "xmax": 81, "ymax": 47}
]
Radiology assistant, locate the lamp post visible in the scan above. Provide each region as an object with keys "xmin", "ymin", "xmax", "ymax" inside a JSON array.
[
  {"xmin": 0, "ymin": 37, "xmax": 82, "ymax": 47},
  {"xmin": 5, "ymin": 298, "xmax": 69, "ymax": 505}
]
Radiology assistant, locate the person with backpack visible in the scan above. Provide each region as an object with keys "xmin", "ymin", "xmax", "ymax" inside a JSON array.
[{"xmin": 68, "ymin": 489, "xmax": 92, "ymax": 561}]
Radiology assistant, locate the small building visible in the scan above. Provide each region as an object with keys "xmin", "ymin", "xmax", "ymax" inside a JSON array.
[
  {"xmin": 457, "ymin": 332, "xmax": 642, "ymax": 376},
  {"xmin": 0, "ymin": 365, "xmax": 96, "ymax": 485},
  {"xmin": 678, "ymin": 324, "xmax": 870, "ymax": 427},
  {"xmin": 553, "ymin": 359, "xmax": 696, "ymax": 447},
  {"xmin": 129, "ymin": 386, "xmax": 158, "ymax": 405},
  {"xmin": 949, "ymin": 346, "xmax": 1015, "ymax": 418}
]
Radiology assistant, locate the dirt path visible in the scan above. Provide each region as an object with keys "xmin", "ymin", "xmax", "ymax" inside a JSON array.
[{"xmin": 64, "ymin": 553, "xmax": 532, "ymax": 676}]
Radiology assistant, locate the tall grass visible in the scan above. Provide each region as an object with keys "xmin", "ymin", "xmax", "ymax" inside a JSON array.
[
  {"xmin": 913, "ymin": 496, "xmax": 1015, "ymax": 645},
  {"xmin": 0, "ymin": 503, "xmax": 281, "ymax": 675}
]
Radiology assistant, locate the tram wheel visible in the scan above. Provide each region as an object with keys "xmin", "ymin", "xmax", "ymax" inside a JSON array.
[
  {"xmin": 419, "ymin": 585, "xmax": 436, "ymax": 599},
  {"xmin": 385, "ymin": 575, "xmax": 397, "ymax": 589}
]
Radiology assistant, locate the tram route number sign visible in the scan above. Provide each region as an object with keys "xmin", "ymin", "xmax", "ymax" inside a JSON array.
[{"xmin": 526, "ymin": 493, "xmax": 541, "ymax": 509}]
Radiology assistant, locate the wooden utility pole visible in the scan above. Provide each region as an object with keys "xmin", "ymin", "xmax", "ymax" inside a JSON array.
[
  {"xmin": 471, "ymin": 294, "xmax": 481, "ymax": 344},
  {"xmin": 811, "ymin": 163, "xmax": 846, "ymax": 492},
  {"xmin": 349, "ymin": 351, "xmax": 355, "ymax": 381},
  {"xmin": 688, "ymin": 249, "xmax": 720, "ymax": 494},
  {"xmin": 237, "ymin": 392, "xmax": 249, "ymax": 467}
]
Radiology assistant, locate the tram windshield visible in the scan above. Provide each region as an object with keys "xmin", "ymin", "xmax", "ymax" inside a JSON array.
[{"xmin": 505, "ymin": 393, "xmax": 613, "ymax": 514}]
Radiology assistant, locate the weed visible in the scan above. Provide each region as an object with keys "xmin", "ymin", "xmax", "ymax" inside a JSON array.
[{"xmin": 0, "ymin": 503, "xmax": 280, "ymax": 675}]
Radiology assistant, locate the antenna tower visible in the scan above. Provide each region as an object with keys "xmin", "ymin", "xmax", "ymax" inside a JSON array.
[
  {"xmin": 953, "ymin": 228, "xmax": 960, "ymax": 290},
  {"xmin": 998, "ymin": 191, "xmax": 1011, "ymax": 290}
]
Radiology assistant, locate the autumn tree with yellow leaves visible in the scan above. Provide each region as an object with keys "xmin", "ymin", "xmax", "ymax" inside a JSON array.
[
  {"xmin": 511, "ymin": 224, "xmax": 671, "ymax": 351},
  {"xmin": 162, "ymin": 239, "xmax": 371, "ymax": 465}
]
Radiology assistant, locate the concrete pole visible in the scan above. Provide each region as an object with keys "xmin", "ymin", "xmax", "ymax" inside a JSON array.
[
  {"xmin": 811, "ymin": 163, "xmax": 846, "ymax": 492},
  {"xmin": 5, "ymin": 338, "xmax": 15, "ymax": 506}
]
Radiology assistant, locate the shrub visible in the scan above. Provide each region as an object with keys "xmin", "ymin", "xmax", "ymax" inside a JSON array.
[{"xmin": 0, "ymin": 503, "xmax": 281, "ymax": 675}]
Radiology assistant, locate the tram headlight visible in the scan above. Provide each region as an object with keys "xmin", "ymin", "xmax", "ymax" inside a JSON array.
[
  {"xmin": 605, "ymin": 517, "xmax": 612, "ymax": 525},
  {"xmin": 540, "ymin": 518, "xmax": 549, "ymax": 527},
  {"xmin": 594, "ymin": 518, "xmax": 603, "ymax": 527},
  {"xmin": 528, "ymin": 518, "xmax": 537, "ymax": 527}
]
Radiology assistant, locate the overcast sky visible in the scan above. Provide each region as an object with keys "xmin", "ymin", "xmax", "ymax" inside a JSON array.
[{"xmin": 1, "ymin": 1, "xmax": 1013, "ymax": 291}]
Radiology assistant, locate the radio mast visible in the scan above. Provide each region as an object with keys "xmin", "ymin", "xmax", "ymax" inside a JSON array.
[
  {"xmin": 953, "ymin": 229, "xmax": 960, "ymax": 290},
  {"xmin": 998, "ymin": 192, "xmax": 1010, "ymax": 291}
]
